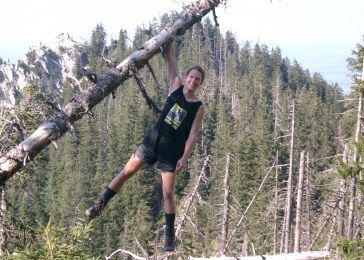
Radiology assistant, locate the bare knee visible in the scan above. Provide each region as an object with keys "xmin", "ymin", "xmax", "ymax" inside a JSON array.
[
  {"xmin": 123, "ymin": 155, "xmax": 146, "ymax": 178},
  {"xmin": 163, "ymin": 187, "xmax": 175, "ymax": 201},
  {"xmin": 122, "ymin": 167, "xmax": 136, "ymax": 179},
  {"xmin": 110, "ymin": 156, "xmax": 145, "ymax": 191},
  {"xmin": 162, "ymin": 172, "xmax": 176, "ymax": 201}
]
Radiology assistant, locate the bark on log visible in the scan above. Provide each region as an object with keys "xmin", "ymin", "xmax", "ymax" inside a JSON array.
[
  {"xmin": 189, "ymin": 250, "xmax": 330, "ymax": 259},
  {"xmin": 0, "ymin": 0, "xmax": 225, "ymax": 183}
]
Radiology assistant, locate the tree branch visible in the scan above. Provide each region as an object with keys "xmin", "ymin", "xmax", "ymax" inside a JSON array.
[
  {"xmin": 105, "ymin": 249, "xmax": 146, "ymax": 260},
  {"xmin": 175, "ymin": 156, "xmax": 210, "ymax": 239}
]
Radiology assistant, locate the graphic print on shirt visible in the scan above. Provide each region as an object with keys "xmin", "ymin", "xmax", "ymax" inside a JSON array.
[{"xmin": 164, "ymin": 103, "xmax": 187, "ymax": 130}]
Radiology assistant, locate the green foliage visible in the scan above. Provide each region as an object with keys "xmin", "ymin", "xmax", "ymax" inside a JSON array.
[
  {"xmin": 337, "ymin": 137, "xmax": 364, "ymax": 180},
  {"xmin": 346, "ymin": 35, "xmax": 364, "ymax": 73},
  {"xmin": 356, "ymin": 135, "xmax": 364, "ymax": 158},
  {"xmin": 4, "ymin": 220, "xmax": 100, "ymax": 260},
  {"xmin": 358, "ymin": 179, "xmax": 364, "ymax": 194},
  {"xmin": 114, "ymin": 29, "xmax": 129, "ymax": 63},
  {"xmin": 336, "ymin": 237, "xmax": 364, "ymax": 260},
  {"xmin": 89, "ymin": 24, "xmax": 107, "ymax": 73},
  {"xmin": 17, "ymin": 61, "xmax": 30, "ymax": 74},
  {"xmin": 337, "ymin": 160, "xmax": 361, "ymax": 179},
  {"xmin": 25, "ymin": 50, "xmax": 37, "ymax": 63},
  {"xmin": 0, "ymin": 82, "xmax": 53, "ymax": 155}
]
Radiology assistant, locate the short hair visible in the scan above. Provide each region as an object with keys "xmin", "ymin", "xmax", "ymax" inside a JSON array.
[{"xmin": 186, "ymin": 65, "xmax": 205, "ymax": 83}]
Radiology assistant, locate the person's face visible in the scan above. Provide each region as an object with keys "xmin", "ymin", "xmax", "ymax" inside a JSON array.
[{"xmin": 185, "ymin": 69, "xmax": 203, "ymax": 91}]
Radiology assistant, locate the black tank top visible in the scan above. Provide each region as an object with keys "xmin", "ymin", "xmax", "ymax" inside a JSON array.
[{"xmin": 155, "ymin": 86, "xmax": 203, "ymax": 144}]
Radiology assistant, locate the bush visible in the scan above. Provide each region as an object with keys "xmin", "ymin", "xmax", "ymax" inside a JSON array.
[
  {"xmin": 4, "ymin": 219, "xmax": 100, "ymax": 260},
  {"xmin": 336, "ymin": 237, "xmax": 364, "ymax": 260}
]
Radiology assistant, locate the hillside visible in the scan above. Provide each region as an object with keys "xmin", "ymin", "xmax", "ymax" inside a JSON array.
[{"xmin": 0, "ymin": 34, "xmax": 78, "ymax": 107}]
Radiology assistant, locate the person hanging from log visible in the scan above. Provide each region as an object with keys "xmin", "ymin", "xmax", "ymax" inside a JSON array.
[{"xmin": 85, "ymin": 39, "xmax": 205, "ymax": 252}]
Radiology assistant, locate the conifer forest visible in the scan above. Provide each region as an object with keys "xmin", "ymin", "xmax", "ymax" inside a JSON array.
[{"xmin": 1, "ymin": 10, "xmax": 364, "ymax": 260}]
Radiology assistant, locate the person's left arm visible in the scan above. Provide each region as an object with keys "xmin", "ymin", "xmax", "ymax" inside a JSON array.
[{"xmin": 175, "ymin": 105, "xmax": 205, "ymax": 173}]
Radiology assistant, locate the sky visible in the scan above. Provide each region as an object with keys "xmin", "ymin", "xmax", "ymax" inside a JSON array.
[{"xmin": 1, "ymin": 0, "xmax": 363, "ymax": 93}]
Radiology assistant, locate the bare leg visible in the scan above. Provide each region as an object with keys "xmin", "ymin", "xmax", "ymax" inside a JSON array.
[
  {"xmin": 109, "ymin": 154, "xmax": 147, "ymax": 192},
  {"xmin": 161, "ymin": 171, "xmax": 177, "ymax": 213},
  {"xmin": 85, "ymin": 154, "xmax": 146, "ymax": 218}
]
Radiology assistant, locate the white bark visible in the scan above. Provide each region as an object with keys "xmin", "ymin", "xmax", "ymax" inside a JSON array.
[
  {"xmin": 305, "ymin": 152, "xmax": 312, "ymax": 248},
  {"xmin": 220, "ymin": 153, "xmax": 231, "ymax": 253},
  {"xmin": 294, "ymin": 151, "xmax": 305, "ymax": 253},
  {"xmin": 338, "ymin": 145, "xmax": 348, "ymax": 238},
  {"xmin": 105, "ymin": 249, "xmax": 146, "ymax": 260},
  {"xmin": 325, "ymin": 214, "xmax": 336, "ymax": 251},
  {"xmin": 241, "ymin": 231, "xmax": 249, "ymax": 256},
  {"xmin": 273, "ymin": 75, "xmax": 282, "ymax": 136},
  {"xmin": 189, "ymin": 251, "xmax": 330, "ymax": 259},
  {"xmin": 273, "ymin": 151, "xmax": 279, "ymax": 255}
]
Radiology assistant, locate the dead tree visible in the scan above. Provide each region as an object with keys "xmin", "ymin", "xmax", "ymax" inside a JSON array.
[
  {"xmin": 305, "ymin": 152, "xmax": 312, "ymax": 248},
  {"xmin": 308, "ymin": 194, "xmax": 343, "ymax": 251},
  {"xmin": 336, "ymin": 145, "xmax": 347, "ymax": 260},
  {"xmin": 293, "ymin": 150, "xmax": 305, "ymax": 253},
  {"xmin": 0, "ymin": 0, "xmax": 226, "ymax": 183},
  {"xmin": 347, "ymin": 60, "xmax": 363, "ymax": 240},
  {"xmin": 338, "ymin": 145, "xmax": 347, "ymax": 239},
  {"xmin": 273, "ymin": 74, "xmax": 282, "ymax": 137},
  {"xmin": 220, "ymin": 153, "xmax": 231, "ymax": 253},
  {"xmin": 273, "ymin": 151, "xmax": 279, "ymax": 255},
  {"xmin": 222, "ymin": 157, "xmax": 277, "ymax": 255},
  {"xmin": 284, "ymin": 100, "xmax": 295, "ymax": 253},
  {"xmin": 347, "ymin": 135, "xmax": 359, "ymax": 240},
  {"xmin": 175, "ymin": 156, "xmax": 210, "ymax": 239}
]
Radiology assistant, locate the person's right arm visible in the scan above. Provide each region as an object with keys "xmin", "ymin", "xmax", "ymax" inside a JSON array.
[{"xmin": 165, "ymin": 41, "xmax": 182, "ymax": 95}]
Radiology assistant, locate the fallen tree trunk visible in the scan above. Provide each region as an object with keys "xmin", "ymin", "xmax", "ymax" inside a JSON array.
[
  {"xmin": 189, "ymin": 250, "xmax": 331, "ymax": 259},
  {"xmin": 0, "ymin": 0, "xmax": 225, "ymax": 183}
]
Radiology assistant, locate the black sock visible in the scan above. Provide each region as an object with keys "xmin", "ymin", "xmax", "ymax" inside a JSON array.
[
  {"xmin": 100, "ymin": 187, "xmax": 117, "ymax": 206},
  {"xmin": 165, "ymin": 213, "xmax": 175, "ymax": 235}
]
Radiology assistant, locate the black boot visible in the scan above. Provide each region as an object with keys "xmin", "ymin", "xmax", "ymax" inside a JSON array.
[
  {"xmin": 85, "ymin": 187, "xmax": 116, "ymax": 219},
  {"xmin": 163, "ymin": 213, "xmax": 176, "ymax": 251},
  {"xmin": 163, "ymin": 228, "xmax": 175, "ymax": 251},
  {"xmin": 85, "ymin": 199, "xmax": 106, "ymax": 219}
]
